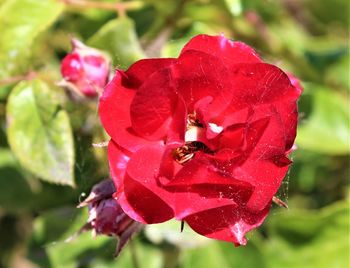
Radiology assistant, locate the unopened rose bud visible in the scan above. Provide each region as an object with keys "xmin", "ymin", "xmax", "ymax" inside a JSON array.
[
  {"xmin": 78, "ymin": 180, "xmax": 142, "ymax": 257},
  {"xmin": 60, "ymin": 39, "xmax": 110, "ymax": 98}
]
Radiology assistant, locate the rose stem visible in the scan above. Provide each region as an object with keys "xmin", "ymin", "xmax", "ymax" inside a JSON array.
[
  {"xmin": 128, "ymin": 240, "xmax": 140, "ymax": 268},
  {"xmin": 0, "ymin": 72, "xmax": 36, "ymax": 87},
  {"xmin": 144, "ymin": 0, "xmax": 187, "ymax": 57},
  {"xmin": 60, "ymin": 0, "xmax": 144, "ymax": 16}
]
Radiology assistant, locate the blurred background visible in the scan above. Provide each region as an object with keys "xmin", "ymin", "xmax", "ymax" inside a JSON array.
[{"xmin": 0, "ymin": 0, "xmax": 349, "ymax": 267}]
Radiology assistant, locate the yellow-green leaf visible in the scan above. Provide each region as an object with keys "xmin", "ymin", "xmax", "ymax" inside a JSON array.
[
  {"xmin": 0, "ymin": 0, "xmax": 64, "ymax": 78},
  {"xmin": 88, "ymin": 17, "xmax": 145, "ymax": 69},
  {"xmin": 6, "ymin": 79, "xmax": 75, "ymax": 186},
  {"xmin": 297, "ymin": 85, "xmax": 350, "ymax": 155}
]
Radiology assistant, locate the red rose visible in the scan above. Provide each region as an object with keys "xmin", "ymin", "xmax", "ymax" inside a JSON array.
[
  {"xmin": 99, "ymin": 34, "xmax": 302, "ymax": 245},
  {"xmin": 61, "ymin": 39, "xmax": 110, "ymax": 98}
]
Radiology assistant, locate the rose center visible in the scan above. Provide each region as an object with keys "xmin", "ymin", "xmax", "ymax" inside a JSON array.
[
  {"xmin": 172, "ymin": 141, "xmax": 213, "ymax": 164},
  {"xmin": 172, "ymin": 113, "xmax": 213, "ymax": 164},
  {"xmin": 187, "ymin": 113, "xmax": 203, "ymax": 128}
]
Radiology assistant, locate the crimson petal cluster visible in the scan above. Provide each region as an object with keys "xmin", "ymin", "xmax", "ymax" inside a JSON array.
[{"xmin": 99, "ymin": 34, "xmax": 302, "ymax": 245}]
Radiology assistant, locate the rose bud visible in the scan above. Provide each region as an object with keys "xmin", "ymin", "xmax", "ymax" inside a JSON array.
[
  {"xmin": 99, "ymin": 34, "xmax": 302, "ymax": 246},
  {"xmin": 60, "ymin": 39, "xmax": 110, "ymax": 99},
  {"xmin": 78, "ymin": 180, "xmax": 142, "ymax": 257}
]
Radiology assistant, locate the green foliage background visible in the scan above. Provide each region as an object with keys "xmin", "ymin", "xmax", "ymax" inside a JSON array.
[{"xmin": 0, "ymin": 0, "xmax": 349, "ymax": 267}]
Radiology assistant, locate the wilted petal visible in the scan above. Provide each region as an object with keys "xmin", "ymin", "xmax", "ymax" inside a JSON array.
[
  {"xmin": 78, "ymin": 180, "xmax": 143, "ymax": 257},
  {"xmin": 78, "ymin": 179, "xmax": 115, "ymax": 207}
]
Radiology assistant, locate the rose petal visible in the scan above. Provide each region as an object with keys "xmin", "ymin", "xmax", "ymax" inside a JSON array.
[
  {"xmin": 173, "ymin": 50, "xmax": 234, "ymax": 118},
  {"xmin": 211, "ymin": 63, "xmax": 298, "ymax": 128},
  {"xmin": 126, "ymin": 58, "xmax": 176, "ymax": 88},
  {"xmin": 108, "ymin": 140, "xmax": 130, "ymax": 190},
  {"xmin": 114, "ymin": 191, "xmax": 145, "ymax": 224},
  {"xmin": 287, "ymin": 72, "xmax": 303, "ymax": 96},
  {"xmin": 82, "ymin": 55, "xmax": 109, "ymax": 89},
  {"xmin": 184, "ymin": 202, "xmax": 270, "ymax": 245},
  {"xmin": 166, "ymin": 95, "xmax": 187, "ymax": 145},
  {"xmin": 275, "ymin": 101, "xmax": 299, "ymax": 151},
  {"xmin": 230, "ymin": 63, "xmax": 298, "ymax": 109},
  {"xmin": 61, "ymin": 53, "xmax": 83, "ymax": 81},
  {"xmin": 232, "ymin": 105, "xmax": 291, "ymax": 211},
  {"xmin": 164, "ymin": 156, "xmax": 254, "ymax": 205},
  {"xmin": 180, "ymin": 34, "xmax": 262, "ymax": 67},
  {"xmin": 234, "ymin": 160, "xmax": 289, "ymax": 212},
  {"xmin": 208, "ymin": 105, "xmax": 253, "ymax": 131},
  {"xmin": 213, "ymin": 123, "xmax": 245, "ymax": 151},
  {"xmin": 130, "ymin": 68, "xmax": 179, "ymax": 140},
  {"xmin": 207, "ymin": 116, "xmax": 270, "ymax": 175},
  {"xmin": 185, "ymin": 205, "xmax": 240, "ymax": 243},
  {"xmin": 122, "ymin": 145, "xmax": 175, "ymax": 223},
  {"xmin": 173, "ymin": 192, "xmax": 236, "ymax": 220},
  {"xmin": 99, "ymin": 71, "xmax": 162, "ymax": 152},
  {"xmin": 122, "ymin": 175, "xmax": 174, "ymax": 223}
]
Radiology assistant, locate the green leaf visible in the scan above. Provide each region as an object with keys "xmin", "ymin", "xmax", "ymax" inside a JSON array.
[
  {"xmin": 162, "ymin": 22, "xmax": 219, "ymax": 58},
  {"xmin": 181, "ymin": 242, "xmax": 230, "ymax": 268},
  {"xmin": 180, "ymin": 201, "xmax": 349, "ymax": 268},
  {"xmin": 326, "ymin": 51, "xmax": 350, "ymax": 91},
  {"xmin": 0, "ymin": 148, "xmax": 35, "ymax": 211},
  {"xmin": 224, "ymin": 0, "xmax": 242, "ymax": 16},
  {"xmin": 297, "ymin": 85, "xmax": 350, "ymax": 155},
  {"xmin": 41, "ymin": 209, "xmax": 162, "ymax": 268},
  {"xmin": 264, "ymin": 201, "xmax": 350, "ymax": 268},
  {"xmin": 145, "ymin": 219, "xmax": 211, "ymax": 248},
  {"xmin": 6, "ymin": 79, "xmax": 75, "ymax": 186},
  {"xmin": 305, "ymin": 0, "xmax": 348, "ymax": 27},
  {"xmin": 88, "ymin": 17, "xmax": 145, "ymax": 69},
  {"xmin": 41, "ymin": 210, "xmax": 114, "ymax": 268},
  {"xmin": 0, "ymin": 0, "xmax": 64, "ymax": 79},
  {"xmin": 185, "ymin": 3, "xmax": 229, "ymax": 25},
  {"xmin": 182, "ymin": 239, "xmax": 265, "ymax": 268}
]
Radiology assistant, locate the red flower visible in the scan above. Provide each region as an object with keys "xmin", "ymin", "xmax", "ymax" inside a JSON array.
[
  {"xmin": 99, "ymin": 34, "xmax": 302, "ymax": 245},
  {"xmin": 61, "ymin": 39, "xmax": 110, "ymax": 98}
]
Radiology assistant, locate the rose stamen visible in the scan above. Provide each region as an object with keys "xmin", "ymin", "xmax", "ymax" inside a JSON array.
[
  {"xmin": 187, "ymin": 112, "xmax": 203, "ymax": 128},
  {"xmin": 172, "ymin": 141, "xmax": 213, "ymax": 165},
  {"xmin": 173, "ymin": 113, "xmax": 213, "ymax": 164}
]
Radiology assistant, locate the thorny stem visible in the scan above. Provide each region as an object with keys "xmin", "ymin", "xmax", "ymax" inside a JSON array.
[
  {"xmin": 129, "ymin": 240, "xmax": 140, "ymax": 268},
  {"xmin": 60, "ymin": 0, "xmax": 144, "ymax": 16},
  {"xmin": 144, "ymin": 0, "xmax": 188, "ymax": 57},
  {"xmin": 0, "ymin": 72, "xmax": 36, "ymax": 87},
  {"xmin": 244, "ymin": 10, "xmax": 273, "ymax": 50}
]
